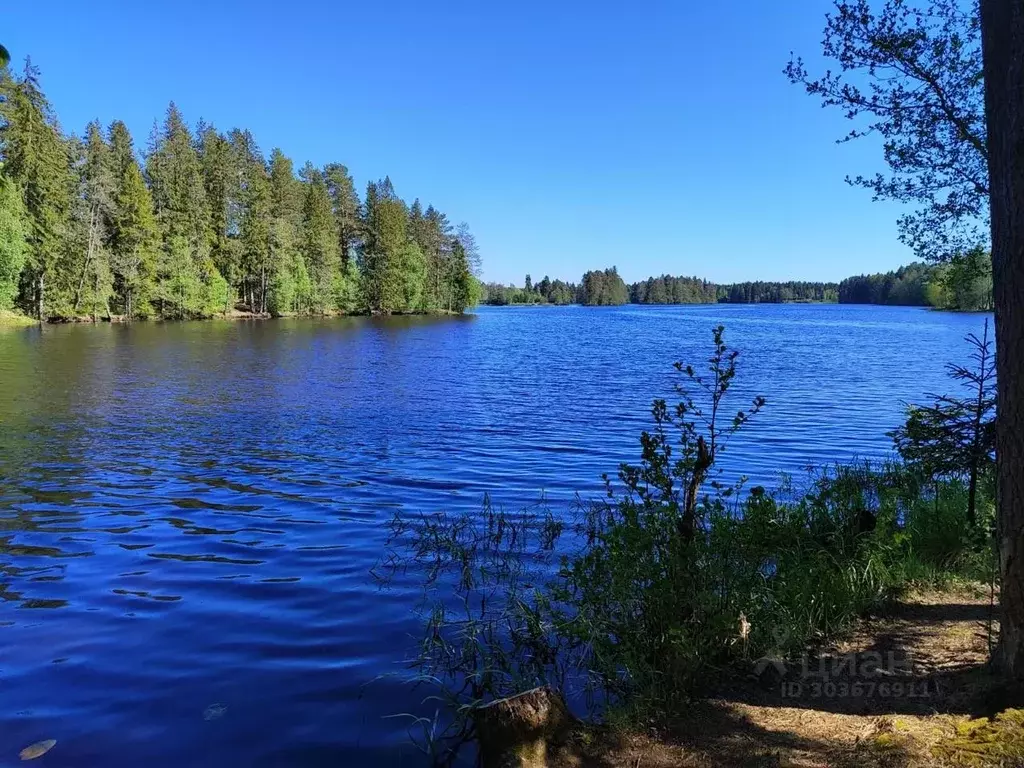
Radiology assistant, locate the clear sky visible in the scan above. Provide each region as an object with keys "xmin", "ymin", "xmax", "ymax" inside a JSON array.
[{"xmin": 5, "ymin": 0, "xmax": 914, "ymax": 286}]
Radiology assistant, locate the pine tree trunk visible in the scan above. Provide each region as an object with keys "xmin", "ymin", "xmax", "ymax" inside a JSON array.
[{"xmin": 980, "ymin": 0, "xmax": 1024, "ymax": 682}]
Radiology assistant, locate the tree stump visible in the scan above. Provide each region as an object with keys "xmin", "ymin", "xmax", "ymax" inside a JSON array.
[{"xmin": 474, "ymin": 686, "xmax": 574, "ymax": 768}]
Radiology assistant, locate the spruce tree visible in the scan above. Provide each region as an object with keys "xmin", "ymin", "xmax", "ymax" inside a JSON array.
[
  {"xmin": 65, "ymin": 121, "xmax": 116, "ymax": 319},
  {"xmin": 300, "ymin": 163, "xmax": 341, "ymax": 314},
  {"xmin": 232, "ymin": 130, "xmax": 271, "ymax": 313},
  {"xmin": 0, "ymin": 171, "xmax": 26, "ymax": 311},
  {"xmin": 362, "ymin": 180, "xmax": 409, "ymax": 314},
  {"xmin": 111, "ymin": 160, "xmax": 159, "ymax": 319},
  {"xmin": 267, "ymin": 148, "xmax": 308, "ymax": 315},
  {"xmin": 146, "ymin": 103, "xmax": 222, "ymax": 318},
  {"xmin": 104, "ymin": 122, "xmax": 157, "ymax": 319},
  {"xmin": 106, "ymin": 120, "xmax": 135, "ymax": 184},
  {"xmin": 198, "ymin": 124, "xmax": 240, "ymax": 303},
  {"xmin": 450, "ymin": 237, "xmax": 479, "ymax": 312},
  {"xmin": 323, "ymin": 162, "xmax": 361, "ymax": 267},
  {"xmin": 0, "ymin": 61, "xmax": 74, "ymax": 318}
]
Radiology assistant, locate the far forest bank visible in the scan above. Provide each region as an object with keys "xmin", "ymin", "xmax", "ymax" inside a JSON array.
[{"xmin": 483, "ymin": 250, "xmax": 994, "ymax": 311}]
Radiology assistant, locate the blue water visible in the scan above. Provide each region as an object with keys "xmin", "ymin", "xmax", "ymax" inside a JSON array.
[{"xmin": 0, "ymin": 304, "xmax": 990, "ymax": 765}]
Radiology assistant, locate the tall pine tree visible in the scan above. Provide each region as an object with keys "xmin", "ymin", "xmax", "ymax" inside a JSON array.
[
  {"xmin": 0, "ymin": 61, "xmax": 74, "ymax": 318},
  {"xmin": 300, "ymin": 163, "xmax": 341, "ymax": 314},
  {"xmin": 146, "ymin": 103, "xmax": 225, "ymax": 318},
  {"xmin": 267, "ymin": 148, "xmax": 309, "ymax": 315},
  {"xmin": 0, "ymin": 170, "xmax": 26, "ymax": 311}
]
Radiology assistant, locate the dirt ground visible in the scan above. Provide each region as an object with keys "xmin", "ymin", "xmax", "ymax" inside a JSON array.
[{"xmin": 554, "ymin": 586, "xmax": 1024, "ymax": 767}]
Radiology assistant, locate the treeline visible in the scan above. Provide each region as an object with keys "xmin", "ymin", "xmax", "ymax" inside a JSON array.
[
  {"xmin": 481, "ymin": 267, "xmax": 629, "ymax": 306},
  {"xmin": 630, "ymin": 275, "xmax": 718, "ymax": 304},
  {"xmin": 0, "ymin": 61, "xmax": 481, "ymax": 321},
  {"xmin": 839, "ymin": 254, "xmax": 992, "ymax": 311},
  {"xmin": 484, "ymin": 258, "xmax": 992, "ymax": 311},
  {"xmin": 714, "ymin": 281, "xmax": 838, "ymax": 304},
  {"xmin": 481, "ymin": 274, "xmax": 577, "ymax": 306},
  {"xmin": 839, "ymin": 262, "xmax": 937, "ymax": 306},
  {"xmin": 486, "ymin": 271, "xmax": 841, "ymax": 307}
]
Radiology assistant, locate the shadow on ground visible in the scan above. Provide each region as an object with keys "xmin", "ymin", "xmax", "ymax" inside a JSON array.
[{"xmin": 556, "ymin": 592, "xmax": 1017, "ymax": 768}]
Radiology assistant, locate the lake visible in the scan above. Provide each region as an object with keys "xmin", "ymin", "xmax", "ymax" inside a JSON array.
[{"xmin": 0, "ymin": 304, "xmax": 990, "ymax": 766}]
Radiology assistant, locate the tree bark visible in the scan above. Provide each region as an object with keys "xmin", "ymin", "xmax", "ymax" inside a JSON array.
[{"xmin": 980, "ymin": 0, "xmax": 1024, "ymax": 681}]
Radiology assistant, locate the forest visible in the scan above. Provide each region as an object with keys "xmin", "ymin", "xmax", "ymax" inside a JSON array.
[
  {"xmin": 0, "ymin": 62, "xmax": 481, "ymax": 322},
  {"xmin": 841, "ymin": 252, "xmax": 993, "ymax": 310},
  {"xmin": 482, "ymin": 257, "xmax": 991, "ymax": 310}
]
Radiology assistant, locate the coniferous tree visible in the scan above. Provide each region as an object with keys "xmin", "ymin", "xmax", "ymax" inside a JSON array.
[
  {"xmin": 66, "ymin": 122, "xmax": 115, "ymax": 319},
  {"xmin": 105, "ymin": 121, "xmax": 158, "ymax": 319},
  {"xmin": 0, "ymin": 171, "xmax": 26, "ymax": 310},
  {"xmin": 427, "ymin": 206, "xmax": 454, "ymax": 310},
  {"xmin": 450, "ymin": 237, "xmax": 479, "ymax": 312},
  {"xmin": 0, "ymin": 58, "xmax": 482, "ymax": 321},
  {"xmin": 266, "ymin": 148, "xmax": 309, "ymax": 315},
  {"xmin": 322, "ymin": 163, "xmax": 361, "ymax": 313},
  {"xmin": 147, "ymin": 103, "xmax": 225, "ymax": 318},
  {"xmin": 300, "ymin": 163, "xmax": 342, "ymax": 314},
  {"xmin": 110, "ymin": 159, "xmax": 159, "ymax": 319},
  {"xmin": 455, "ymin": 222, "xmax": 482, "ymax": 278},
  {"xmin": 362, "ymin": 179, "xmax": 410, "ymax": 313},
  {"xmin": 106, "ymin": 121, "xmax": 135, "ymax": 184},
  {"xmin": 323, "ymin": 162, "xmax": 361, "ymax": 267},
  {"xmin": 231, "ymin": 130, "xmax": 272, "ymax": 313},
  {"xmin": 0, "ymin": 61, "xmax": 74, "ymax": 318},
  {"xmin": 197, "ymin": 124, "xmax": 239, "ymax": 306},
  {"xmin": 891, "ymin": 321, "xmax": 996, "ymax": 528}
]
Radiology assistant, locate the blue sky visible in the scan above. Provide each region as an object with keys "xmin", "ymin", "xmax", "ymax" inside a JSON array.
[{"xmin": 6, "ymin": 0, "xmax": 913, "ymax": 285}]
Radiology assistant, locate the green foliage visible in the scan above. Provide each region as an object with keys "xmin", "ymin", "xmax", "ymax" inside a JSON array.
[
  {"xmin": 60, "ymin": 122, "xmax": 116, "ymax": 319},
  {"xmin": 0, "ymin": 57, "xmax": 483, "ymax": 322},
  {"xmin": 716, "ymin": 280, "xmax": 838, "ymax": 304},
  {"xmin": 362, "ymin": 185, "xmax": 409, "ymax": 314},
  {"xmin": 235, "ymin": 130, "xmax": 272, "ymax": 314},
  {"xmin": 110, "ymin": 158, "xmax": 159, "ymax": 319},
  {"xmin": 323, "ymin": 162, "xmax": 361, "ymax": 269},
  {"xmin": 0, "ymin": 61, "xmax": 74, "ymax": 318},
  {"xmin": 839, "ymin": 262, "xmax": 941, "ymax": 306},
  {"xmin": 0, "ymin": 171, "xmax": 26, "ymax": 310},
  {"xmin": 449, "ymin": 238, "xmax": 479, "ymax": 312},
  {"xmin": 939, "ymin": 248, "xmax": 994, "ymax": 311},
  {"xmin": 631, "ymin": 274, "xmax": 717, "ymax": 304},
  {"xmin": 301, "ymin": 164, "xmax": 342, "ymax": 314},
  {"xmin": 787, "ymin": 0, "xmax": 987, "ymax": 263},
  {"xmin": 266, "ymin": 148, "xmax": 307, "ymax": 316},
  {"xmin": 147, "ymin": 103, "xmax": 221, "ymax": 318},
  {"xmin": 579, "ymin": 267, "xmax": 629, "ymax": 305}
]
